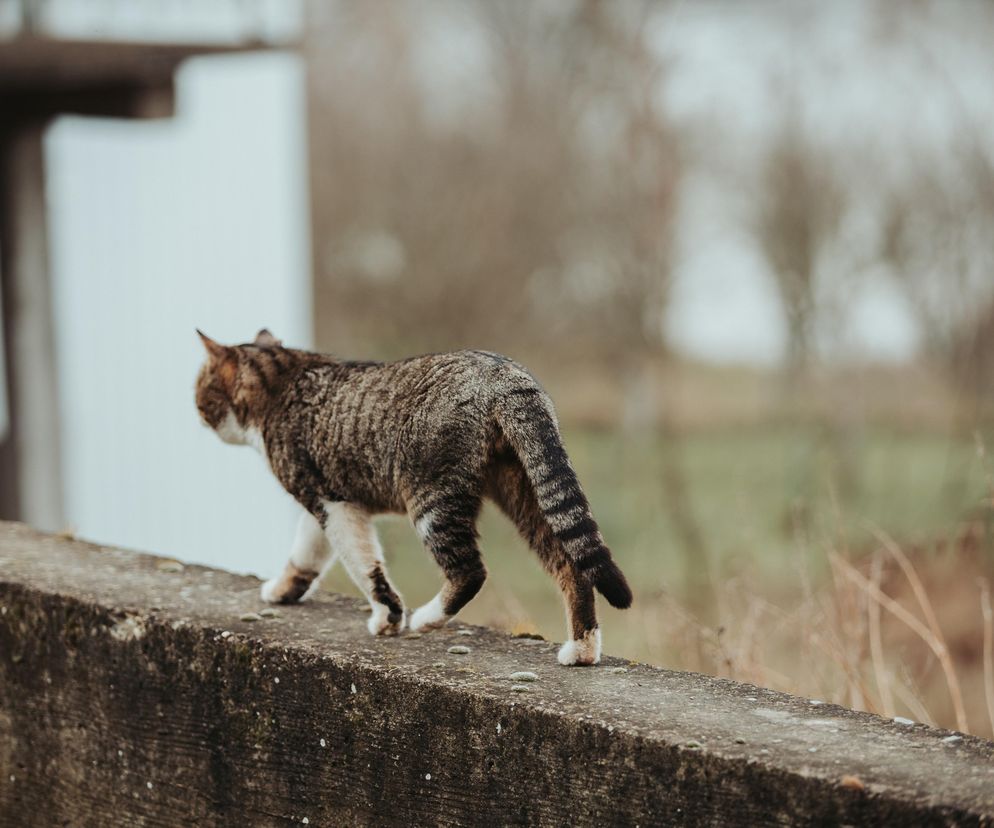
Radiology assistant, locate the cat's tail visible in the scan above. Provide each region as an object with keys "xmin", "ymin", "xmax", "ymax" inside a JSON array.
[{"xmin": 494, "ymin": 386, "xmax": 633, "ymax": 609}]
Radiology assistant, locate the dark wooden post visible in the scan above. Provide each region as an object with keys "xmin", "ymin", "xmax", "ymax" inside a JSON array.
[{"xmin": 0, "ymin": 120, "xmax": 64, "ymax": 530}]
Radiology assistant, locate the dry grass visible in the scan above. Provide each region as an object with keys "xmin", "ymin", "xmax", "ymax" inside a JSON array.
[
  {"xmin": 980, "ymin": 579, "xmax": 994, "ymax": 734},
  {"xmin": 831, "ymin": 536, "xmax": 967, "ymax": 731},
  {"xmin": 628, "ymin": 527, "xmax": 994, "ymax": 737}
]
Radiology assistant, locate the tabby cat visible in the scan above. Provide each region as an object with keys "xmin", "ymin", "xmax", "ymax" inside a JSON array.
[{"xmin": 194, "ymin": 329, "xmax": 632, "ymax": 665}]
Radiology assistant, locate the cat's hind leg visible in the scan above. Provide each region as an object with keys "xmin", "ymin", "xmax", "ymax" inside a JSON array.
[
  {"xmin": 261, "ymin": 509, "xmax": 336, "ymax": 604},
  {"xmin": 324, "ymin": 501, "xmax": 406, "ymax": 636},
  {"xmin": 408, "ymin": 494, "xmax": 487, "ymax": 632},
  {"xmin": 487, "ymin": 457, "xmax": 601, "ymax": 665},
  {"xmin": 555, "ymin": 567, "xmax": 601, "ymax": 666}
]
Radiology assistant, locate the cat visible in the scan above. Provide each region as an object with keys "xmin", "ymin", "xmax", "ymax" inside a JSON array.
[{"xmin": 194, "ymin": 329, "xmax": 632, "ymax": 665}]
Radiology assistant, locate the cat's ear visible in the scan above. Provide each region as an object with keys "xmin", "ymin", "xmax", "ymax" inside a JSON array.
[
  {"xmin": 197, "ymin": 329, "xmax": 238, "ymax": 389},
  {"xmin": 254, "ymin": 328, "xmax": 282, "ymax": 348},
  {"xmin": 197, "ymin": 329, "xmax": 230, "ymax": 361}
]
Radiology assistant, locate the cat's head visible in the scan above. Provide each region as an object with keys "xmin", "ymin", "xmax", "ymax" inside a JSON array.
[{"xmin": 195, "ymin": 328, "xmax": 284, "ymax": 444}]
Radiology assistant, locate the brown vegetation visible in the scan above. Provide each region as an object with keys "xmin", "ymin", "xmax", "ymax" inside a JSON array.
[{"xmin": 303, "ymin": 0, "xmax": 994, "ymax": 737}]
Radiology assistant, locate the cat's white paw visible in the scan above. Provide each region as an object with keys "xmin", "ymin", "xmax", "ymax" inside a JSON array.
[
  {"xmin": 367, "ymin": 603, "xmax": 405, "ymax": 636},
  {"xmin": 260, "ymin": 574, "xmax": 319, "ymax": 604},
  {"xmin": 557, "ymin": 628, "xmax": 601, "ymax": 666},
  {"xmin": 260, "ymin": 578, "xmax": 283, "ymax": 604},
  {"xmin": 409, "ymin": 594, "xmax": 450, "ymax": 632}
]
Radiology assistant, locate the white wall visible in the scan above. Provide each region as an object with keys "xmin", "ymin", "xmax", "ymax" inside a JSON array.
[{"xmin": 45, "ymin": 51, "xmax": 312, "ymax": 577}]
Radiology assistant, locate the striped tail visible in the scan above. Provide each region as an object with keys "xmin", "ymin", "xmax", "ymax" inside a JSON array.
[{"xmin": 494, "ymin": 388, "xmax": 633, "ymax": 609}]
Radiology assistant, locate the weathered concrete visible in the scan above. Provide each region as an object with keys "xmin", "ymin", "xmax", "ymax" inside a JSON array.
[{"xmin": 0, "ymin": 521, "xmax": 992, "ymax": 827}]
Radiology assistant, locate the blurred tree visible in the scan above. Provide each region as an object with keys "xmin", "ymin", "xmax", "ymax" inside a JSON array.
[
  {"xmin": 882, "ymin": 139, "xmax": 994, "ymax": 402},
  {"xmin": 877, "ymin": 0, "xmax": 994, "ymax": 406},
  {"xmin": 755, "ymin": 114, "xmax": 846, "ymax": 390},
  {"xmin": 751, "ymin": 103, "xmax": 870, "ymax": 507},
  {"xmin": 304, "ymin": 0, "xmax": 679, "ymax": 386}
]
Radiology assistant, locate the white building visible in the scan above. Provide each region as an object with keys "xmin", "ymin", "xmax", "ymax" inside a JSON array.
[{"xmin": 0, "ymin": 0, "xmax": 311, "ymax": 576}]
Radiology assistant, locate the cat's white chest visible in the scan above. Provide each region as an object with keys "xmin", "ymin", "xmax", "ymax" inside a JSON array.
[
  {"xmin": 244, "ymin": 426, "xmax": 266, "ymax": 454},
  {"xmin": 217, "ymin": 410, "xmax": 266, "ymax": 456}
]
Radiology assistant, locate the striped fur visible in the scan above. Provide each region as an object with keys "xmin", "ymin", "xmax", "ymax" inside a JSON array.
[{"xmin": 195, "ymin": 331, "xmax": 632, "ymax": 665}]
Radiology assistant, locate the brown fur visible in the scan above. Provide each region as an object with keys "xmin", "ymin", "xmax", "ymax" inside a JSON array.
[
  {"xmin": 265, "ymin": 561, "xmax": 320, "ymax": 605},
  {"xmin": 195, "ymin": 330, "xmax": 632, "ymax": 657}
]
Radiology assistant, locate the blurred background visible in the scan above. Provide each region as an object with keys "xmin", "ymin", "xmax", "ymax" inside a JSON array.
[{"xmin": 2, "ymin": 0, "xmax": 994, "ymax": 737}]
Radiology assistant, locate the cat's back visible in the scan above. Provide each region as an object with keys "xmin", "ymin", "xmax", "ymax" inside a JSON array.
[
  {"xmin": 378, "ymin": 348, "xmax": 539, "ymax": 408},
  {"xmin": 291, "ymin": 347, "xmax": 544, "ymax": 427},
  {"xmin": 277, "ymin": 348, "xmax": 552, "ymax": 506}
]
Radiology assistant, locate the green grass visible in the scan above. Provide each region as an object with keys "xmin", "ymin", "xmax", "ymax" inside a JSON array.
[{"xmin": 322, "ymin": 424, "xmax": 994, "ymax": 663}]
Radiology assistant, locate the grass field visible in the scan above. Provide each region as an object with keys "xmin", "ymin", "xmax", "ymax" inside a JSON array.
[{"xmin": 321, "ymin": 423, "xmax": 994, "ymax": 734}]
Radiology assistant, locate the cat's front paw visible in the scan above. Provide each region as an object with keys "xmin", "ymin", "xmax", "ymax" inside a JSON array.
[
  {"xmin": 260, "ymin": 568, "xmax": 318, "ymax": 604},
  {"xmin": 260, "ymin": 578, "xmax": 285, "ymax": 604},
  {"xmin": 367, "ymin": 603, "xmax": 406, "ymax": 636},
  {"xmin": 557, "ymin": 628, "xmax": 602, "ymax": 666}
]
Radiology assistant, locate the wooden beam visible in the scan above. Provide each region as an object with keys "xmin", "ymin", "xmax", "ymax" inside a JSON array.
[
  {"xmin": 0, "ymin": 83, "xmax": 176, "ymax": 120},
  {"xmin": 0, "ymin": 36, "xmax": 277, "ymax": 91}
]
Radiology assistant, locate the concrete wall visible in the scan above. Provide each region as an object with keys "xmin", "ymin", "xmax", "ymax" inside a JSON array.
[{"xmin": 1, "ymin": 522, "xmax": 993, "ymax": 826}]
